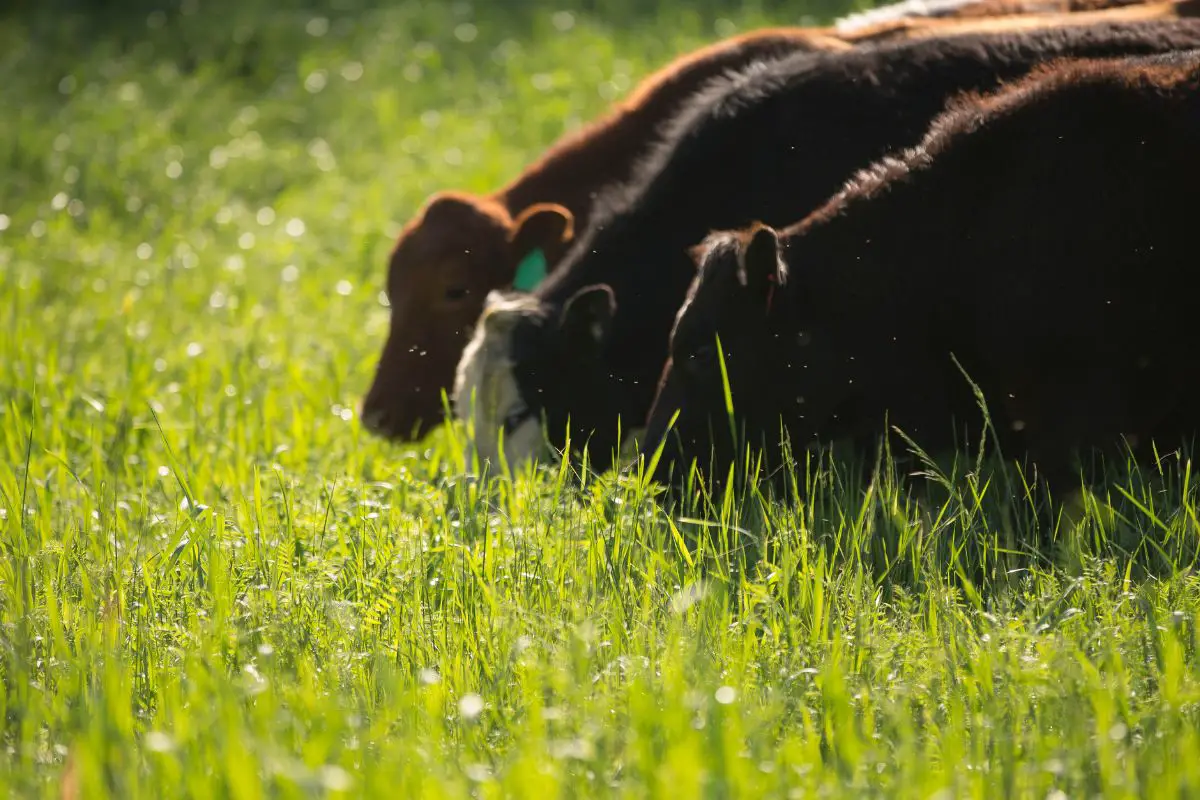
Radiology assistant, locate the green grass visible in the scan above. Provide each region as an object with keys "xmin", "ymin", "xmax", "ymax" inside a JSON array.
[{"xmin": 4, "ymin": 1, "xmax": 1200, "ymax": 797}]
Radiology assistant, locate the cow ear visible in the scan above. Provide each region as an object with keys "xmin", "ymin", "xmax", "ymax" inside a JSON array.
[
  {"xmin": 559, "ymin": 284, "xmax": 616, "ymax": 351},
  {"xmin": 508, "ymin": 203, "xmax": 575, "ymax": 290},
  {"xmin": 738, "ymin": 224, "xmax": 785, "ymax": 299}
]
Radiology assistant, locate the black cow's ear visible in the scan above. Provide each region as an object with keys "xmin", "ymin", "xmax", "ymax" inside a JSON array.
[
  {"xmin": 559, "ymin": 284, "xmax": 616, "ymax": 350},
  {"xmin": 508, "ymin": 203, "xmax": 575, "ymax": 284},
  {"xmin": 739, "ymin": 223, "xmax": 785, "ymax": 299}
]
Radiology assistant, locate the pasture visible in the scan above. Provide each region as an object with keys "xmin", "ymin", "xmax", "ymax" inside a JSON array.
[{"xmin": 3, "ymin": 0, "xmax": 1200, "ymax": 796}]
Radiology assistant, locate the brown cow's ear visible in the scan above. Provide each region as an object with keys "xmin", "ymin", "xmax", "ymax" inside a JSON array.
[
  {"xmin": 559, "ymin": 284, "xmax": 616, "ymax": 352},
  {"xmin": 738, "ymin": 223, "xmax": 786, "ymax": 301},
  {"xmin": 508, "ymin": 203, "xmax": 575, "ymax": 275}
]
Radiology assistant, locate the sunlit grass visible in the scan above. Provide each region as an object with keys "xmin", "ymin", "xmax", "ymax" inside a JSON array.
[{"xmin": 4, "ymin": 1, "xmax": 1200, "ymax": 797}]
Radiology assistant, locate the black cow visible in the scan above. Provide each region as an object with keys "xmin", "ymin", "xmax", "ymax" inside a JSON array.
[
  {"xmin": 452, "ymin": 21, "xmax": 1200, "ymax": 474},
  {"xmin": 644, "ymin": 48, "xmax": 1200, "ymax": 493}
]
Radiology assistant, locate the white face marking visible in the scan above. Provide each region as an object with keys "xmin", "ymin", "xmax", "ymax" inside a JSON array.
[{"xmin": 452, "ymin": 291, "xmax": 548, "ymax": 471}]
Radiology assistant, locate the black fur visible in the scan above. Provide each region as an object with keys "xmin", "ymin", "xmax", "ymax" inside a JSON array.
[
  {"xmin": 645, "ymin": 48, "xmax": 1200, "ymax": 493},
  {"xmin": 508, "ymin": 21, "xmax": 1200, "ymax": 472}
]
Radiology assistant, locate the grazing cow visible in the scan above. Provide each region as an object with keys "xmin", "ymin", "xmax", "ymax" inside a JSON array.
[
  {"xmin": 358, "ymin": 0, "xmax": 1184, "ymax": 441},
  {"xmin": 643, "ymin": 49, "xmax": 1200, "ymax": 494},
  {"xmin": 359, "ymin": 27, "xmax": 852, "ymax": 441},
  {"xmin": 451, "ymin": 20, "xmax": 1200, "ymax": 475}
]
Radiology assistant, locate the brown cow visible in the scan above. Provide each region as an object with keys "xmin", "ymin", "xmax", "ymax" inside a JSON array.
[
  {"xmin": 359, "ymin": 27, "xmax": 852, "ymax": 440},
  {"xmin": 360, "ymin": 0, "xmax": 1183, "ymax": 441}
]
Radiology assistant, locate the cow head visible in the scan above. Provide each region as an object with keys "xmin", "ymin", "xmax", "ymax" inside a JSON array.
[
  {"xmin": 361, "ymin": 191, "xmax": 574, "ymax": 440},
  {"xmin": 644, "ymin": 223, "xmax": 803, "ymax": 486},
  {"xmin": 452, "ymin": 283, "xmax": 621, "ymax": 471}
]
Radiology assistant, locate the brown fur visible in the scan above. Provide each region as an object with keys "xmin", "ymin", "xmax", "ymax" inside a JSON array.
[
  {"xmin": 361, "ymin": 0, "xmax": 1182, "ymax": 440},
  {"xmin": 361, "ymin": 27, "xmax": 855, "ymax": 439},
  {"xmin": 838, "ymin": 0, "xmax": 1195, "ymax": 42}
]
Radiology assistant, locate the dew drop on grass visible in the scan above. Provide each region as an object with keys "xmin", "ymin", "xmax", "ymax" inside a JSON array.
[
  {"xmin": 256, "ymin": 207, "xmax": 275, "ymax": 226},
  {"xmin": 144, "ymin": 732, "xmax": 175, "ymax": 753},
  {"xmin": 118, "ymin": 82, "xmax": 142, "ymax": 104},
  {"xmin": 459, "ymin": 693, "xmax": 484, "ymax": 719},
  {"xmin": 306, "ymin": 16, "xmax": 329, "ymax": 37},
  {"xmin": 54, "ymin": 133, "xmax": 71, "ymax": 151},
  {"xmin": 715, "ymin": 686, "xmax": 736, "ymax": 705},
  {"xmin": 285, "ymin": 218, "xmax": 306, "ymax": 237},
  {"xmin": 63, "ymin": 166, "xmax": 79, "ymax": 184},
  {"xmin": 419, "ymin": 668, "xmax": 440, "ymax": 685},
  {"xmin": 281, "ymin": 265, "xmax": 299, "ymax": 283},
  {"xmin": 154, "ymin": 359, "xmax": 166, "ymax": 372},
  {"xmin": 51, "ymin": 193, "xmax": 68, "ymax": 211},
  {"xmin": 0, "ymin": 215, "xmax": 9, "ymax": 232},
  {"xmin": 238, "ymin": 232, "xmax": 255, "ymax": 250},
  {"xmin": 31, "ymin": 221, "xmax": 45, "ymax": 238},
  {"xmin": 305, "ymin": 71, "xmax": 327, "ymax": 93},
  {"xmin": 552, "ymin": 11, "xmax": 575, "ymax": 30},
  {"xmin": 136, "ymin": 243, "xmax": 153, "ymax": 260},
  {"xmin": 336, "ymin": 280, "xmax": 352, "ymax": 296},
  {"xmin": 186, "ymin": 342, "xmax": 203, "ymax": 357},
  {"xmin": 157, "ymin": 466, "xmax": 170, "ymax": 477},
  {"xmin": 318, "ymin": 766, "xmax": 353, "ymax": 792},
  {"xmin": 209, "ymin": 291, "xmax": 227, "ymax": 309},
  {"xmin": 341, "ymin": 62, "xmax": 363, "ymax": 81},
  {"xmin": 454, "ymin": 23, "xmax": 478, "ymax": 43},
  {"xmin": 464, "ymin": 764, "xmax": 491, "ymax": 782},
  {"xmin": 166, "ymin": 161, "xmax": 182, "ymax": 179}
]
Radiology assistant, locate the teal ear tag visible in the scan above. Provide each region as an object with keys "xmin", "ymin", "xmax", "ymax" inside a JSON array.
[{"xmin": 512, "ymin": 248, "xmax": 548, "ymax": 291}]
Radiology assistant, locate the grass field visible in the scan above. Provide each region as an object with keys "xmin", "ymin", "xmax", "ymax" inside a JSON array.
[{"xmin": 5, "ymin": 1, "xmax": 1200, "ymax": 797}]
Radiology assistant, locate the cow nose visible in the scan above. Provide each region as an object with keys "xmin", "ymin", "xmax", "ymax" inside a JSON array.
[{"xmin": 361, "ymin": 407, "xmax": 392, "ymax": 437}]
